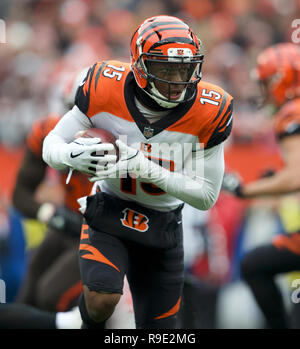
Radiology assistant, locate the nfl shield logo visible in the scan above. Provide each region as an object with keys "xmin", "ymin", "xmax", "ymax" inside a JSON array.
[{"xmin": 143, "ymin": 126, "xmax": 154, "ymax": 138}]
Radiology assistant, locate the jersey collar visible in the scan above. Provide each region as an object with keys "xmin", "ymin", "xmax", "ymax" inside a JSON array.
[{"xmin": 124, "ymin": 72, "xmax": 197, "ymax": 139}]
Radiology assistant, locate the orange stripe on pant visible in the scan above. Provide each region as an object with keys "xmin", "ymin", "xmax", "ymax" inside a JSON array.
[
  {"xmin": 79, "ymin": 243, "xmax": 120, "ymax": 272},
  {"xmin": 154, "ymin": 297, "xmax": 182, "ymax": 320},
  {"xmin": 80, "ymin": 223, "xmax": 89, "ymax": 240},
  {"xmin": 272, "ymin": 233, "xmax": 300, "ymax": 255},
  {"xmin": 56, "ymin": 281, "xmax": 83, "ymax": 312}
]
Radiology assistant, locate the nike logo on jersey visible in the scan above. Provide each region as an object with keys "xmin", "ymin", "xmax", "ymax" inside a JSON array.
[{"xmin": 70, "ymin": 151, "xmax": 84, "ymax": 158}]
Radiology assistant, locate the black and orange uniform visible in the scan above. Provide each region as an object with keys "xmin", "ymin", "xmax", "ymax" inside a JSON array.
[
  {"xmin": 74, "ymin": 60, "xmax": 233, "ymax": 328},
  {"xmin": 42, "ymin": 15, "xmax": 233, "ymax": 328},
  {"xmin": 241, "ymin": 98, "xmax": 300, "ymax": 329},
  {"xmin": 14, "ymin": 114, "xmax": 93, "ymax": 312}
]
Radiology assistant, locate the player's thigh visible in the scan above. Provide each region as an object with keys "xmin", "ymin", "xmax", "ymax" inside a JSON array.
[
  {"xmin": 25, "ymin": 229, "xmax": 67, "ymax": 277},
  {"xmin": 37, "ymin": 242, "xmax": 82, "ymax": 311},
  {"xmin": 242, "ymin": 238, "xmax": 300, "ymax": 276},
  {"xmin": 79, "ymin": 228, "xmax": 129, "ymax": 294},
  {"xmin": 272, "ymin": 231, "xmax": 300, "ymax": 270},
  {"xmin": 17, "ymin": 229, "xmax": 69, "ymax": 304}
]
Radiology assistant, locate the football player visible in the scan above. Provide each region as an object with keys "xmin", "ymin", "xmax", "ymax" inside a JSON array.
[
  {"xmin": 14, "ymin": 68, "xmax": 92, "ymax": 313},
  {"xmin": 43, "ymin": 15, "xmax": 233, "ymax": 329},
  {"xmin": 222, "ymin": 43, "xmax": 300, "ymax": 328}
]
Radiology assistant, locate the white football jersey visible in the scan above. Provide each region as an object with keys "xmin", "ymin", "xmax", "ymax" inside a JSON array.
[{"xmin": 73, "ymin": 60, "xmax": 233, "ymax": 211}]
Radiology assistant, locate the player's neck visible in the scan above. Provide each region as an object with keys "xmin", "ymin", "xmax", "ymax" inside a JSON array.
[
  {"xmin": 134, "ymin": 96, "xmax": 170, "ymax": 124},
  {"xmin": 134, "ymin": 85, "xmax": 168, "ymax": 112}
]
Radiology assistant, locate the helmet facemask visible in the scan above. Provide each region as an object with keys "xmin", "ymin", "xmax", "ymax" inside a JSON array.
[
  {"xmin": 134, "ymin": 50, "xmax": 204, "ymax": 108},
  {"xmin": 130, "ymin": 15, "xmax": 205, "ymax": 109}
]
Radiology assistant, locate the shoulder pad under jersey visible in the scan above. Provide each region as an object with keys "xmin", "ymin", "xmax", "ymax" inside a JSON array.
[
  {"xmin": 75, "ymin": 61, "xmax": 131, "ymax": 118},
  {"xmin": 274, "ymin": 98, "xmax": 300, "ymax": 140},
  {"xmin": 195, "ymin": 81, "xmax": 233, "ymax": 149}
]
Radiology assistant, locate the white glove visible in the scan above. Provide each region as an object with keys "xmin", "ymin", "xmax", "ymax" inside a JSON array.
[
  {"xmin": 60, "ymin": 137, "xmax": 117, "ymax": 175},
  {"xmin": 89, "ymin": 139, "xmax": 158, "ymax": 182}
]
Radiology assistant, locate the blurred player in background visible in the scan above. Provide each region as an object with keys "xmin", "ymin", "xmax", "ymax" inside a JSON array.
[
  {"xmin": 43, "ymin": 15, "xmax": 233, "ymax": 329},
  {"xmin": 14, "ymin": 68, "xmax": 91, "ymax": 312},
  {"xmin": 222, "ymin": 43, "xmax": 300, "ymax": 328},
  {"xmin": 0, "ymin": 68, "xmax": 92, "ymax": 328},
  {"xmin": 0, "ymin": 66, "xmax": 134, "ymax": 330},
  {"xmin": 0, "ymin": 196, "xmax": 26, "ymax": 304}
]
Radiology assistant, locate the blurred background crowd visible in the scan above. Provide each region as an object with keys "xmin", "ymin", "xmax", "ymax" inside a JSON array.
[{"xmin": 1, "ymin": 0, "xmax": 300, "ymax": 329}]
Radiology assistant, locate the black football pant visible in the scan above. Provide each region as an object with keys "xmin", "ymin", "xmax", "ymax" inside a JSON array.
[
  {"xmin": 17, "ymin": 229, "xmax": 82, "ymax": 311},
  {"xmin": 177, "ymin": 273, "xmax": 219, "ymax": 329},
  {"xmin": 241, "ymin": 237, "xmax": 300, "ymax": 329},
  {"xmin": 79, "ymin": 226, "xmax": 184, "ymax": 329},
  {"xmin": 0, "ymin": 303, "xmax": 56, "ymax": 329}
]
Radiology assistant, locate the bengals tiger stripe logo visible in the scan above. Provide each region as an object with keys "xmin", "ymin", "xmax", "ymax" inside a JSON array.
[{"xmin": 121, "ymin": 208, "xmax": 149, "ymax": 232}]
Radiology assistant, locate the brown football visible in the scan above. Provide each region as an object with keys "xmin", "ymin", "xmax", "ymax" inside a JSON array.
[{"xmin": 78, "ymin": 128, "xmax": 119, "ymax": 160}]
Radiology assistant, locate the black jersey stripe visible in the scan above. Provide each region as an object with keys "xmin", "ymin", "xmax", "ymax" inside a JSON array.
[
  {"xmin": 216, "ymin": 100, "xmax": 233, "ymax": 129},
  {"xmin": 86, "ymin": 63, "xmax": 97, "ymax": 95},
  {"xmin": 94, "ymin": 61, "xmax": 107, "ymax": 91},
  {"xmin": 75, "ymin": 63, "xmax": 96, "ymax": 118},
  {"xmin": 212, "ymin": 92, "xmax": 228, "ymax": 123}
]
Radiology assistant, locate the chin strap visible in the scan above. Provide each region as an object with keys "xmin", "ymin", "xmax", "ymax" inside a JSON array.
[
  {"xmin": 134, "ymin": 84, "xmax": 168, "ymax": 111},
  {"xmin": 145, "ymin": 83, "xmax": 182, "ymax": 109}
]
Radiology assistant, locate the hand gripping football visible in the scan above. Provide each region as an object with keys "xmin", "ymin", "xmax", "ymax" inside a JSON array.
[
  {"xmin": 65, "ymin": 128, "xmax": 119, "ymax": 184},
  {"xmin": 76, "ymin": 128, "xmax": 119, "ymax": 160}
]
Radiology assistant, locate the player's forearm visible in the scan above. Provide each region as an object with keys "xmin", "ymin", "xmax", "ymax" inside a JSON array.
[
  {"xmin": 154, "ymin": 171, "xmax": 222, "ymax": 210},
  {"xmin": 42, "ymin": 106, "xmax": 92, "ymax": 170},
  {"xmin": 242, "ymin": 168, "xmax": 300, "ymax": 198},
  {"xmin": 43, "ymin": 132, "xmax": 69, "ymax": 170},
  {"xmin": 146, "ymin": 144, "xmax": 224, "ymax": 210}
]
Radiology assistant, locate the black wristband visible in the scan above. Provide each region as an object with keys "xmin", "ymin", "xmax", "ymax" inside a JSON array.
[{"xmin": 235, "ymin": 185, "xmax": 245, "ymax": 198}]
